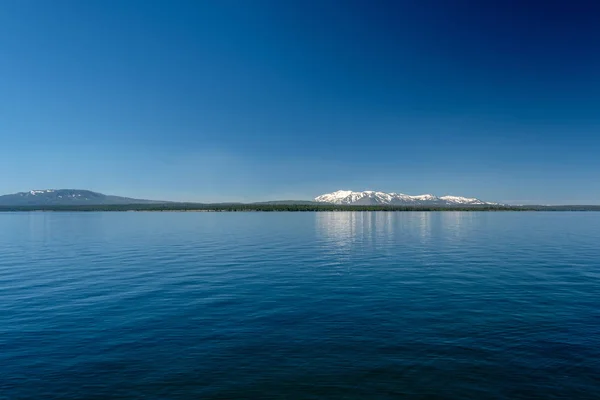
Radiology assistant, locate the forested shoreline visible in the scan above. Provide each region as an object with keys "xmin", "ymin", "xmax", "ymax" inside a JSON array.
[{"xmin": 1, "ymin": 204, "xmax": 600, "ymax": 212}]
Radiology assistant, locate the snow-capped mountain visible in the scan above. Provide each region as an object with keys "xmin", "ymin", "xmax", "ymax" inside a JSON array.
[
  {"xmin": 0, "ymin": 189, "xmax": 164, "ymax": 206},
  {"xmin": 314, "ymin": 190, "xmax": 496, "ymax": 206}
]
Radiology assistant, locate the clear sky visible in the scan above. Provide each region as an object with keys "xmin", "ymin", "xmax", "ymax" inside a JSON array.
[{"xmin": 2, "ymin": 0, "xmax": 599, "ymax": 204}]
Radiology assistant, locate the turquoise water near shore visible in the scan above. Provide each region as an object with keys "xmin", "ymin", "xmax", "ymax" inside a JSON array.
[{"xmin": 1, "ymin": 212, "xmax": 599, "ymax": 399}]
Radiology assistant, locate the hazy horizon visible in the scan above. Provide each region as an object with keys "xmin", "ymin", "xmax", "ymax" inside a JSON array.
[{"xmin": 2, "ymin": 1, "xmax": 600, "ymax": 204}]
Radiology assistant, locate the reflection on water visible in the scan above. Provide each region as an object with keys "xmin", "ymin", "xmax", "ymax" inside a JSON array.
[
  {"xmin": 316, "ymin": 212, "xmax": 359, "ymax": 251},
  {"xmin": 315, "ymin": 211, "xmax": 479, "ymax": 249},
  {"xmin": 315, "ymin": 211, "xmax": 498, "ymax": 270}
]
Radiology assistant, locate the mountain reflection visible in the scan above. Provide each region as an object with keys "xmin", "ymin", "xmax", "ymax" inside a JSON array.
[
  {"xmin": 315, "ymin": 212, "xmax": 433, "ymax": 250},
  {"xmin": 315, "ymin": 211, "xmax": 478, "ymax": 255}
]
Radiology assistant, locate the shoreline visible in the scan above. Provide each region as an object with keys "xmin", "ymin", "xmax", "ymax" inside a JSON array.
[{"xmin": 1, "ymin": 205, "xmax": 600, "ymax": 212}]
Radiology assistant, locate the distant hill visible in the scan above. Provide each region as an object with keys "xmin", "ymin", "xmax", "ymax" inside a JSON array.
[
  {"xmin": 252, "ymin": 200, "xmax": 323, "ymax": 205},
  {"xmin": 0, "ymin": 189, "xmax": 165, "ymax": 206}
]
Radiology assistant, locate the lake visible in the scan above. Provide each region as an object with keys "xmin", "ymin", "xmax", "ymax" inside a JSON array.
[{"xmin": 1, "ymin": 212, "xmax": 599, "ymax": 399}]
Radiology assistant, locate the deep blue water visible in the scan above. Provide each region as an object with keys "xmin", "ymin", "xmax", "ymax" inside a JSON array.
[{"xmin": 1, "ymin": 212, "xmax": 600, "ymax": 399}]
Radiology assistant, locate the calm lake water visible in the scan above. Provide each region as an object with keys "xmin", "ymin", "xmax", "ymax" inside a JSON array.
[{"xmin": 1, "ymin": 212, "xmax": 600, "ymax": 399}]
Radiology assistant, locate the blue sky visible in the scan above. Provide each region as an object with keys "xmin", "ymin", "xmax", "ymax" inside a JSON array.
[{"xmin": 1, "ymin": 0, "xmax": 599, "ymax": 204}]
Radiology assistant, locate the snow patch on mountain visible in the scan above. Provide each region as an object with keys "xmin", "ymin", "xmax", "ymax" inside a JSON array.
[{"xmin": 27, "ymin": 190, "xmax": 55, "ymax": 196}]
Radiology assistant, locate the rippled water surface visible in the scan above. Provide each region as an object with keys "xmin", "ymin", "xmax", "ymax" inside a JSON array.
[{"xmin": 1, "ymin": 212, "xmax": 600, "ymax": 399}]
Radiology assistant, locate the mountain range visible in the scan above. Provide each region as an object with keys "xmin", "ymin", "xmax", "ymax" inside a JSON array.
[
  {"xmin": 0, "ymin": 189, "xmax": 163, "ymax": 206},
  {"xmin": 0, "ymin": 189, "xmax": 497, "ymax": 207},
  {"xmin": 314, "ymin": 190, "xmax": 496, "ymax": 206}
]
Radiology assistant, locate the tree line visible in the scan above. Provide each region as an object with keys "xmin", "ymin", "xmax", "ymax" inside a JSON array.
[{"xmin": 1, "ymin": 203, "xmax": 599, "ymax": 212}]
